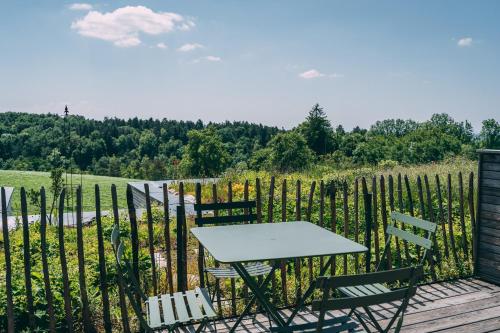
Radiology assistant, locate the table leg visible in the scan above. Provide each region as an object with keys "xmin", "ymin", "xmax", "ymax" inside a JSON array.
[
  {"xmin": 229, "ymin": 262, "xmax": 279, "ymax": 332},
  {"xmin": 285, "ymin": 256, "xmax": 333, "ymax": 325},
  {"xmin": 229, "ymin": 261, "xmax": 285, "ymax": 332}
]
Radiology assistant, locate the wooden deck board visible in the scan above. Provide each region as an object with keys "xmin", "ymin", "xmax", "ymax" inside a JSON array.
[{"xmin": 184, "ymin": 278, "xmax": 500, "ymax": 332}]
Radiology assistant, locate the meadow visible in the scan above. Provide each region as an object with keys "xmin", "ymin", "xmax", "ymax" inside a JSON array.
[{"xmin": 0, "ymin": 170, "xmax": 138, "ymax": 213}]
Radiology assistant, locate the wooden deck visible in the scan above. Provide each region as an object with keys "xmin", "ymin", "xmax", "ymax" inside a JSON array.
[{"xmin": 184, "ymin": 278, "xmax": 500, "ymax": 332}]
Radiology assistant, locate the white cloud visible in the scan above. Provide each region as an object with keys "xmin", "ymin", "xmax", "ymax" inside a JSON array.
[
  {"xmin": 177, "ymin": 43, "xmax": 204, "ymax": 52},
  {"xmin": 205, "ymin": 55, "xmax": 221, "ymax": 62},
  {"xmin": 69, "ymin": 3, "xmax": 93, "ymax": 11},
  {"xmin": 193, "ymin": 55, "xmax": 222, "ymax": 63},
  {"xmin": 299, "ymin": 69, "xmax": 343, "ymax": 79},
  {"xmin": 299, "ymin": 69, "xmax": 325, "ymax": 79},
  {"xmin": 457, "ymin": 37, "xmax": 473, "ymax": 47},
  {"xmin": 71, "ymin": 6, "xmax": 194, "ymax": 47},
  {"xmin": 156, "ymin": 42, "xmax": 167, "ymax": 49}
]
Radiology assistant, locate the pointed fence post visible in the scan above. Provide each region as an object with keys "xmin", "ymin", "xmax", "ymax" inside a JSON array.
[
  {"xmin": 144, "ymin": 183, "xmax": 158, "ymax": 294},
  {"xmin": 76, "ymin": 186, "xmax": 96, "ymax": 332},
  {"xmin": 1, "ymin": 187, "xmax": 15, "ymax": 333},
  {"xmin": 40, "ymin": 187, "xmax": 56, "ymax": 333},
  {"xmin": 20, "ymin": 187, "xmax": 35, "ymax": 330},
  {"xmin": 111, "ymin": 184, "xmax": 130, "ymax": 333},
  {"xmin": 95, "ymin": 185, "xmax": 112, "ymax": 333},
  {"xmin": 163, "ymin": 183, "xmax": 174, "ymax": 295},
  {"xmin": 294, "ymin": 179, "xmax": 302, "ymax": 300},
  {"xmin": 306, "ymin": 181, "xmax": 316, "ymax": 281},
  {"xmin": 364, "ymin": 192, "xmax": 373, "ymax": 273},
  {"xmin": 58, "ymin": 189, "xmax": 74, "ymax": 332},
  {"xmin": 176, "ymin": 205, "xmax": 186, "ymax": 292},
  {"xmin": 280, "ymin": 178, "xmax": 288, "ymax": 305}
]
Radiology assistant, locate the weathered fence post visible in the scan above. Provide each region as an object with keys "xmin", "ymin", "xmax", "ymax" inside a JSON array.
[
  {"xmin": 126, "ymin": 184, "xmax": 140, "ymax": 302},
  {"xmin": 95, "ymin": 185, "xmax": 112, "ymax": 333},
  {"xmin": 425, "ymin": 174, "xmax": 441, "ymax": 266},
  {"xmin": 447, "ymin": 174, "xmax": 460, "ymax": 266},
  {"xmin": 144, "ymin": 183, "xmax": 158, "ymax": 294},
  {"xmin": 379, "ymin": 176, "xmax": 392, "ymax": 270},
  {"xmin": 354, "ymin": 179, "xmax": 360, "ymax": 272},
  {"xmin": 267, "ymin": 177, "xmax": 277, "ymax": 304},
  {"xmin": 294, "ymin": 179, "xmax": 302, "ymax": 300},
  {"xmin": 372, "ymin": 177, "xmax": 380, "ymax": 267},
  {"xmin": 1, "ymin": 187, "xmax": 15, "ymax": 333},
  {"xmin": 342, "ymin": 181, "xmax": 349, "ymax": 275},
  {"xmin": 280, "ymin": 179, "xmax": 288, "ymax": 305},
  {"xmin": 397, "ymin": 174, "xmax": 411, "ymax": 263},
  {"xmin": 388, "ymin": 175, "xmax": 402, "ymax": 265},
  {"xmin": 195, "ymin": 183, "xmax": 205, "ymax": 289},
  {"xmin": 176, "ymin": 205, "xmax": 186, "ymax": 292},
  {"xmin": 58, "ymin": 189, "xmax": 74, "ymax": 332},
  {"xmin": 40, "ymin": 187, "xmax": 56, "ymax": 333},
  {"xmin": 330, "ymin": 181, "xmax": 337, "ymax": 275},
  {"xmin": 212, "ymin": 183, "xmax": 223, "ymax": 315},
  {"xmin": 228, "ymin": 181, "xmax": 237, "ymax": 316},
  {"xmin": 364, "ymin": 192, "xmax": 373, "ymax": 273},
  {"xmin": 178, "ymin": 182, "xmax": 188, "ymax": 281},
  {"xmin": 76, "ymin": 186, "xmax": 96, "ymax": 332},
  {"xmin": 163, "ymin": 183, "xmax": 174, "ymax": 295},
  {"xmin": 319, "ymin": 180, "xmax": 325, "ymax": 269},
  {"xmin": 468, "ymin": 172, "xmax": 476, "ymax": 261},
  {"xmin": 20, "ymin": 187, "xmax": 35, "ymax": 330},
  {"xmin": 458, "ymin": 172, "xmax": 469, "ymax": 259},
  {"xmin": 306, "ymin": 181, "xmax": 316, "ymax": 281},
  {"xmin": 435, "ymin": 175, "xmax": 450, "ymax": 259},
  {"xmin": 111, "ymin": 184, "xmax": 130, "ymax": 333}
]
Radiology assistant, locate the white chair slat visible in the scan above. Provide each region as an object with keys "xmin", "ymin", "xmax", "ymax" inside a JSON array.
[
  {"xmin": 147, "ymin": 296, "xmax": 162, "ymax": 328},
  {"xmin": 160, "ymin": 294, "xmax": 176, "ymax": 325},
  {"xmin": 185, "ymin": 290, "xmax": 204, "ymax": 320},
  {"xmin": 173, "ymin": 292, "xmax": 190, "ymax": 323}
]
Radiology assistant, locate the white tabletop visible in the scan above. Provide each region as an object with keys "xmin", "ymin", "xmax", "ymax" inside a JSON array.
[{"xmin": 191, "ymin": 221, "xmax": 367, "ymax": 264}]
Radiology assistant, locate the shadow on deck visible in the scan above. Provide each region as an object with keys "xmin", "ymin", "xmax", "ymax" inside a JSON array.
[{"xmin": 184, "ymin": 278, "xmax": 500, "ymax": 333}]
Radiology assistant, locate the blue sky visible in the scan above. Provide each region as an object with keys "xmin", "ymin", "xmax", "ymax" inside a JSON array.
[{"xmin": 1, "ymin": 1, "xmax": 499, "ymax": 130}]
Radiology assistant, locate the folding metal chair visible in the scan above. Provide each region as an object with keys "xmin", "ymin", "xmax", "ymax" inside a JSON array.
[
  {"xmin": 111, "ymin": 224, "xmax": 217, "ymax": 332},
  {"xmin": 338, "ymin": 211, "xmax": 437, "ymax": 332},
  {"xmin": 194, "ymin": 184, "xmax": 272, "ymax": 300},
  {"xmin": 312, "ymin": 266, "xmax": 423, "ymax": 333}
]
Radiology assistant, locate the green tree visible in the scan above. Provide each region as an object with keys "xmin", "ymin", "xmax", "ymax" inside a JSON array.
[
  {"xmin": 180, "ymin": 128, "xmax": 230, "ymax": 177},
  {"xmin": 266, "ymin": 131, "xmax": 314, "ymax": 172},
  {"xmin": 480, "ymin": 119, "xmax": 500, "ymax": 149},
  {"xmin": 298, "ymin": 104, "xmax": 335, "ymax": 155}
]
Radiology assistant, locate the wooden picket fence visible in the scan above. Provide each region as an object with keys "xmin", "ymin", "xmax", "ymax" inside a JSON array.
[{"xmin": 0, "ymin": 171, "xmax": 476, "ymax": 332}]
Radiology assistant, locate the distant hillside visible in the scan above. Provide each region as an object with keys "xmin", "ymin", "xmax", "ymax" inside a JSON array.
[
  {"xmin": 0, "ymin": 112, "xmax": 280, "ymax": 179},
  {"xmin": 0, "ymin": 109, "xmax": 498, "ymax": 179}
]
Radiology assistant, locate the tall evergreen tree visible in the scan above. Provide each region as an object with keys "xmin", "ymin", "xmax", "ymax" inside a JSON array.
[{"xmin": 298, "ymin": 103, "xmax": 334, "ymax": 155}]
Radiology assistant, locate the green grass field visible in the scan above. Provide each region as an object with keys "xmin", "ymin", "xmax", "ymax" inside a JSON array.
[{"xmin": 0, "ymin": 170, "xmax": 140, "ymax": 213}]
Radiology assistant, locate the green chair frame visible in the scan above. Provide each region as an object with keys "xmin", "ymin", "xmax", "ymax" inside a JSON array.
[
  {"xmin": 316, "ymin": 266, "xmax": 423, "ymax": 333},
  {"xmin": 338, "ymin": 211, "xmax": 437, "ymax": 332},
  {"xmin": 111, "ymin": 224, "xmax": 217, "ymax": 332}
]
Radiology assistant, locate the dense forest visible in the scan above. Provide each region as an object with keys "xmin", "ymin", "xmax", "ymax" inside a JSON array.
[{"xmin": 0, "ymin": 107, "xmax": 499, "ymax": 179}]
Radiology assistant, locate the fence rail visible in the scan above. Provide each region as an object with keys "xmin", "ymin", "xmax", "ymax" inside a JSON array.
[{"xmin": 0, "ymin": 171, "xmax": 477, "ymax": 332}]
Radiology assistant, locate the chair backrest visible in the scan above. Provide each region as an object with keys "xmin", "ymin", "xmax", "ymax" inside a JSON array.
[
  {"xmin": 194, "ymin": 200, "xmax": 257, "ymax": 227},
  {"xmin": 379, "ymin": 211, "xmax": 437, "ymax": 269},
  {"xmin": 312, "ymin": 266, "xmax": 423, "ymax": 312}
]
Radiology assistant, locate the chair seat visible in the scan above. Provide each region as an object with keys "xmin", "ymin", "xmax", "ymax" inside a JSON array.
[
  {"xmin": 205, "ymin": 262, "xmax": 272, "ymax": 278},
  {"xmin": 145, "ymin": 287, "xmax": 216, "ymax": 329},
  {"xmin": 270, "ymin": 315, "xmax": 358, "ymax": 332},
  {"xmin": 338, "ymin": 283, "xmax": 391, "ymax": 297}
]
